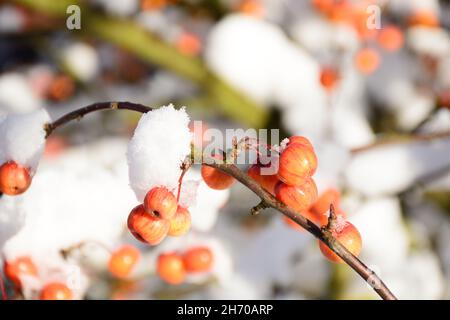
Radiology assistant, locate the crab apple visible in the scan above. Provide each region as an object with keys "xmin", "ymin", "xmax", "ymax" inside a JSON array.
[
  {"xmin": 183, "ymin": 246, "xmax": 214, "ymax": 273},
  {"xmin": 156, "ymin": 253, "xmax": 186, "ymax": 285},
  {"xmin": 285, "ymin": 136, "xmax": 314, "ymax": 150},
  {"xmin": 39, "ymin": 283, "xmax": 73, "ymax": 300},
  {"xmin": 247, "ymin": 164, "xmax": 279, "ymax": 195},
  {"xmin": 409, "ymin": 10, "xmax": 439, "ymax": 28},
  {"xmin": 168, "ymin": 206, "xmax": 191, "ymax": 236},
  {"xmin": 377, "ymin": 25, "xmax": 404, "ymax": 52},
  {"xmin": 0, "ymin": 161, "xmax": 32, "ymax": 196},
  {"xmin": 320, "ymin": 66, "xmax": 340, "ymax": 91},
  {"xmin": 4, "ymin": 256, "xmax": 38, "ymax": 288},
  {"xmin": 275, "ymin": 179, "xmax": 318, "ymax": 215},
  {"xmin": 201, "ymin": 165, "xmax": 235, "ymax": 190},
  {"xmin": 282, "ymin": 209, "xmax": 320, "ymax": 231},
  {"xmin": 309, "ymin": 188, "xmax": 341, "ymax": 221},
  {"xmin": 277, "ymin": 144, "xmax": 317, "ymax": 187},
  {"xmin": 319, "ymin": 221, "xmax": 362, "ymax": 263},
  {"xmin": 144, "ymin": 187, "xmax": 177, "ymax": 219},
  {"xmin": 127, "ymin": 204, "xmax": 169, "ymax": 245},
  {"xmin": 355, "ymin": 48, "xmax": 380, "ymax": 75},
  {"xmin": 108, "ymin": 245, "xmax": 140, "ymax": 279}
]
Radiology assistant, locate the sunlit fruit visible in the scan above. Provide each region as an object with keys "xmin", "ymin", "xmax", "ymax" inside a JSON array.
[
  {"xmin": 319, "ymin": 221, "xmax": 362, "ymax": 263},
  {"xmin": 277, "ymin": 144, "xmax": 317, "ymax": 186},
  {"xmin": 286, "ymin": 136, "xmax": 314, "ymax": 150},
  {"xmin": 156, "ymin": 253, "xmax": 186, "ymax": 285},
  {"xmin": 0, "ymin": 161, "xmax": 32, "ymax": 196},
  {"xmin": 276, "ymin": 179, "xmax": 318, "ymax": 217},
  {"xmin": 377, "ymin": 25, "xmax": 404, "ymax": 52},
  {"xmin": 176, "ymin": 32, "xmax": 202, "ymax": 56},
  {"xmin": 144, "ymin": 187, "xmax": 177, "ymax": 219},
  {"xmin": 127, "ymin": 204, "xmax": 169, "ymax": 245},
  {"xmin": 108, "ymin": 245, "xmax": 140, "ymax": 279},
  {"xmin": 168, "ymin": 206, "xmax": 191, "ymax": 236},
  {"xmin": 4, "ymin": 256, "xmax": 38, "ymax": 288},
  {"xmin": 183, "ymin": 247, "xmax": 214, "ymax": 273},
  {"xmin": 39, "ymin": 282, "xmax": 73, "ymax": 300},
  {"xmin": 409, "ymin": 10, "xmax": 440, "ymax": 28},
  {"xmin": 355, "ymin": 48, "xmax": 380, "ymax": 74},
  {"xmin": 201, "ymin": 164, "xmax": 235, "ymax": 190},
  {"xmin": 320, "ymin": 66, "xmax": 340, "ymax": 91},
  {"xmin": 247, "ymin": 163, "xmax": 279, "ymax": 195}
]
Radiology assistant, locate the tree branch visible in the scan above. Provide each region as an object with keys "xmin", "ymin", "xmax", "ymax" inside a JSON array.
[{"xmin": 44, "ymin": 102, "xmax": 398, "ymax": 300}]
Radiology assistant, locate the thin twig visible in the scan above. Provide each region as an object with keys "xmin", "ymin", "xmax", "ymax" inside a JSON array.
[{"xmin": 44, "ymin": 102, "xmax": 397, "ymax": 300}]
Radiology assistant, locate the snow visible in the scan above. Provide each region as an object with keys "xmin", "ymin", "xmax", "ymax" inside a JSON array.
[
  {"xmin": 0, "ymin": 73, "xmax": 42, "ymax": 114},
  {"xmin": 1, "ymin": 138, "xmax": 137, "ymax": 298},
  {"xmin": 407, "ymin": 27, "xmax": 450, "ymax": 58},
  {"xmin": 60, "ymin": 42, "xmax": 100, "ymax": 82},
  {"xmin": 127, "ymin": 105, "xmax": 192, "ymax": 202},
  {"xmin": 345, "ymin": 138, "xmax": 450, "ymax": 196},
  {"xmin": 0, "ymin": 109, "xmax": 50, "ymax": 173}
]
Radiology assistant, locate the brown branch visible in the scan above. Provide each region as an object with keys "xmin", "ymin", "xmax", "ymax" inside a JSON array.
[
  {"xmin": 44, "ymin": 101, "xmax": 153, "ymax": 137},
  {"xmin": 44, "ymin": 102, "xmax": 397, "ymax": 300},
  {"xmin": 210, "ymin": 162, "xmax": 397, "ymax": 300}
]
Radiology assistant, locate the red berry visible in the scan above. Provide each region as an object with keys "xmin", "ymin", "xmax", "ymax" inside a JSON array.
[
  {"xmin": 277, "ymin": 144, "xmax": 317, "ymax": 187},
  {"xmin": 168, "ymin": 206, "xmax": 191, "ymax": 236},
  {"xmin": 183, "ymin": 246, "xmax": 214, "ymax": 273},
  {"xmin": 286, "ymin": 136, "xmax": 314, "ymax": 150},
  {"xmin": 157, "ymin": 253, "xmax": 186, "ymax": 285},
  {"xmin": 320, "ymin": 66, "xmax": 340, "ymax": 91},
  {"xmin": 0, "ymin": 161, "xmax": 32, "ymax": 196},
  {"xmin": 127, "ymin": 204, "xmax": 169, "ymax": 245},
  {"xmin": 39, "ymin": 282, "xmax": 73, "ymax": 300},
  {"xmin": 355, "ymin": 48, "xmax": 380, "ymax": 75},
  {"xmin": 108, "ymin": 245, "xmax": 140, "ymax": 279},
  {"xmin": 144, "ymin": 187, "xmax": 177, "ymax": 219},
  {"xmin": 201, "ymin": 165, "xmax": 235, "ymax": 190},
  {"xmin": 319, "ymin": 221, "xmax": 362, "ymax": 263},
  {"xmin": 275, "ymin": 179, "xmax": 318, "ymax": 215},
  {"xmin": 377, "ymin": 25, "xmax": 404, "ymax": 52},
  {"xmin": 247, "ymin": 164, "xmax": 279, "ymax": 195},
  {"xmin": 4, "ymin": 256, "xmax": 38, "ymax": 288}
]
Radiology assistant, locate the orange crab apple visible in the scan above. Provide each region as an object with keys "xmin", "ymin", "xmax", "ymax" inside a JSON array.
[
  {"xmin": 183, "ymin": 247, "xmax": 214, "ymax": 273},
  {"xmin": 0, "ymin": 161, "xmax": 32, "ymax": 196},
  {"xmin": 355, "ymin": 48, "xmax": 380, "ymax": 74},
  {"xmin": 320, "ymin": 66, "xmax": 340, "ymax": 91},
  {"xmin": 275, "ymin": 179, "xmax": 318, "ymax": 215},
  {"xmin": 201, "ymin": 159, "xmax": 235, "ymax": 190},
  {"xmin": 377, "ymin": 25, "xmax": 404, "ymax": 52},
  {"xmin": 247, "ymin": 163, "xmax": 279, "ymax": 195},
  {"xmin": 168, "ymin": 206, "xmax": 191, "ymax": 236},
  {"xmin": 285, "ymin": 136, "xmax": 314, "ymax": 150},
  {"xmin": 39, "ymin": 282, "xmax": 73, "ymax": 300},
  {"xmin": 108, "ymin": 245, "xmax": 140, "ymax": 279},
  {"xmin": 4, "ymin": 256, "xmax": 38, "ymax": 288},
  {"xmin": 144, "ymin": 187, "xmax": 177, "ymax": 219},
  {"xmin": 127, "ymin": 204, "xmax": 169, "ymax": 245},
  {"xmin": 319, "ymin": 221, "xmax": 362, "ymax": 263},
  {"xmin": 156, "ymin": 253, "xmax": 186, "ymax": 285},
  {"xmin": 277, "ymin": 144, "xmax": 317, "ymax": 186}
]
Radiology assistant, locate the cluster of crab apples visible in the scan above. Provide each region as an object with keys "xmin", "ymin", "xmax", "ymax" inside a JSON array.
[
  {"xmin": 246, "ymin": 136, "xmax": 362, "ymax": 263},
  {"xmin": 3, "ymin": 243, "xmax": 215, "ymax": 299},
  {"xmin": 1, "ymin": 134, "xmax": 362, "ymax": 299}
]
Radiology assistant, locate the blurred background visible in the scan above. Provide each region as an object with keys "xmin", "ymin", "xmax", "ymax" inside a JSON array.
[{"xmin": 0, "ymin": 0, "xmax": 450, "ymax": 300}]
